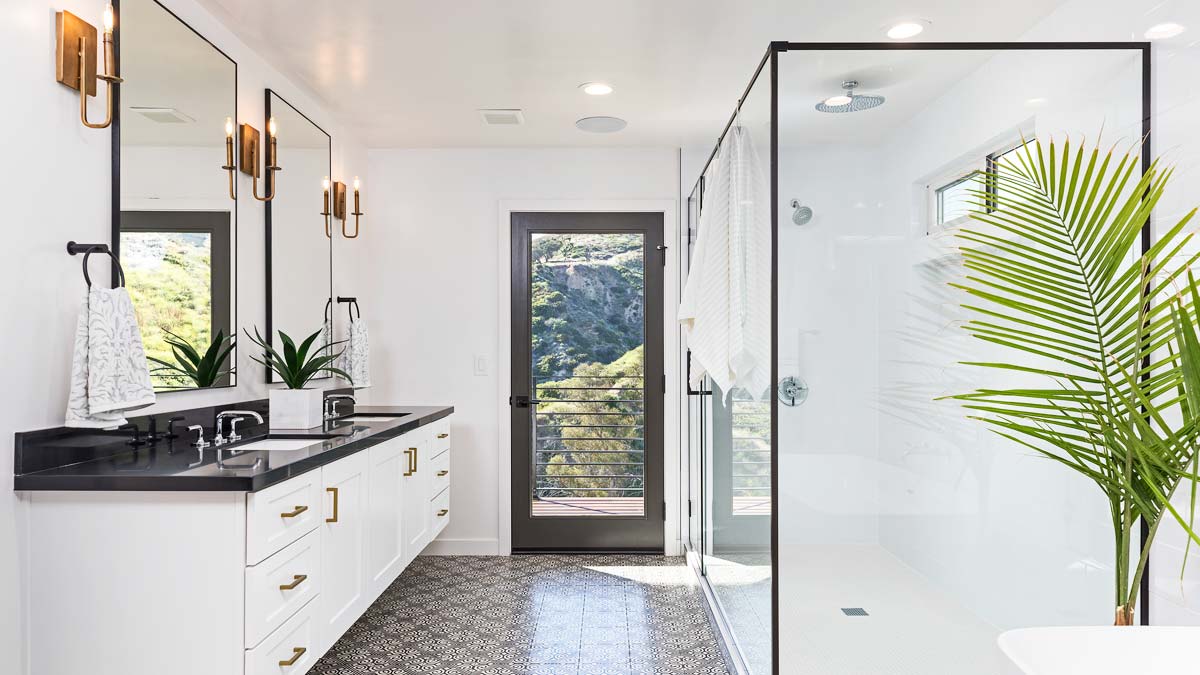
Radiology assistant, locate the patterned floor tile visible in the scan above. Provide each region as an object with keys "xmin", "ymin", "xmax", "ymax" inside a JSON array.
[{"xmin": 311, "ymin": 555, "xmax": 728, "ymax": 675}]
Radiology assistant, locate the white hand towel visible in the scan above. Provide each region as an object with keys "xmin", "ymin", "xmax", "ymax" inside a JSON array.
[
  {"xmin": 65, "ymin": 288, "xmax": 156, "ymax": 428},
  {"xmin": 678, "ymin": 125, "xmax": 772, "ymax": 401},
  {"xmin": 338, "ymin": 319, "xmax": 372, "ymax": 389}
]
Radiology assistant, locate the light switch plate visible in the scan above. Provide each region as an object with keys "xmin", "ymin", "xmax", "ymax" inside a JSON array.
[{"xmin": 474, "ymin": 355, "xmax": 488, "ymax": 376}]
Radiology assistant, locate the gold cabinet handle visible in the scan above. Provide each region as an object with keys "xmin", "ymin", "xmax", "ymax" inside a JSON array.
[
  {"xmin": 413, "ymin": 446, "xmax": 419, "ymax": 472},
  {"xmin": 437, "ymin": 470, "xmax": 449, "ymax": 477},
  {"xmin": 326, "ymin": 487, "xmax": 339, "ymax": 523},
  {"xmin": 280, "ymin": 505, "xmax": 308, "ymax": 518},
  {"xmin": 403, "ymin": 449, "xmax": 413, "ymax": 477},
  {"xmin": 278, "ymin": 646, "xmax": 306, "ymax": 666},
  {"xmin": 279, "ymin": 573, "xmax": 307, "ymax": 590},
  {"xmin": 437, "ymin": 433, "xmax": 449, "ymax": 439},
  {"xmin": 437, "ymin": 509, "xmax": 449, "ymax": 517}
]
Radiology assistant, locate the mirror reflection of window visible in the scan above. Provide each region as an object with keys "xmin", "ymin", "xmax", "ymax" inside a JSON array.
[{"xmin": 117, "ymin": 0, "xmax": 237, "ymax": 392}]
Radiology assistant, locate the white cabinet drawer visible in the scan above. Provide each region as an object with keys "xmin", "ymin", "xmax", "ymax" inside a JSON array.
[
  {"xmin": 430, "ymin": 450, "xmax": 450, "ymax": 499},
  {"xmin": 247, "ymin": 471, "xmax": 323, "ymax": 565},
  {"xmin": 431, "ymin": 487, "xmax": 450, "ymax": 539},
  {"xmin": 245, "ymin": 596, "xmax": 318, "ymax": 675},
  {"xmin": 430, "ymin": 418, "xmax": 450, "ymax": 457},
  {"xmin": 246, "ymin": 528, "xmax": 321, "ymax": 648}
]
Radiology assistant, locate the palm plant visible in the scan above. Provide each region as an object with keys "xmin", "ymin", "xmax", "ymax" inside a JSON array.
[
  {"xmin": 245, "ymin": 326, "xmax": 351, "ymax": 388},
  {"xmin": 147, "ymin": 329, "xmax": 235, "ymax": 389},
  {"xmin": 947, "ymin": 136, "xmax": 1200, "ymax": 624}
]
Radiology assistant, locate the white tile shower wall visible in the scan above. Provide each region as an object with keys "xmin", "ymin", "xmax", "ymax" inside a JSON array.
[
  {"xmin": 777, "ymin": 146, "xmax": 883, "ymax": 547},
  {"xmin": 1, "ymin": 0, "xmax": 368, "ymax": 672},
  {"xmin": 362, "ymin": 148, "xmax": 679, "ymax": 555}
]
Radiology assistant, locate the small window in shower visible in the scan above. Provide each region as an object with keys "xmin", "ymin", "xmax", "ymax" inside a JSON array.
[{"xmin": 935, "ymin": 174, "xmax": 977, "ymax": 226}]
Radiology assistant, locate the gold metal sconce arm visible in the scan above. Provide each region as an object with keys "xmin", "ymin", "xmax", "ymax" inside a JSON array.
[
  {"xmin": 322, "ymin": 178, "xmax": 332, "ymax": 239},
  {"xmin": 249, "ymin": 138, "xmax": 280, "ymax": 202},
  {"xmin": 57, "ymin": 10, "xmax": 121, "ymax": 131},
  {"xmin": 343, "ymin": 178, "xmax": 363, "ymax": 239}
]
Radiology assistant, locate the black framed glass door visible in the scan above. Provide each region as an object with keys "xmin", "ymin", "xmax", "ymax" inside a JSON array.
[{"xmin": 510, "ymin": 212, "xmax": 665, "ymax": 552}]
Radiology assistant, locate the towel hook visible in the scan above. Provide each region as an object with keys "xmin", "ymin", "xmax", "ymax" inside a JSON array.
[{"xmin": 67, "ymin": 241, "xmax": 125, "ymax": 288}]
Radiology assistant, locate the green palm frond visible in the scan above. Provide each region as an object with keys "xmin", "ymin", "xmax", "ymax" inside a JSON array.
[{"xmin": 946, "ymin": 135, "xmax": 1200, "ymax": 621}]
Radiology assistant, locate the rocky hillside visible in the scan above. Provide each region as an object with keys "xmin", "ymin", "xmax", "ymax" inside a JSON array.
[{"xmin": 531, "ymin": 234, "xmax": 644, "ymax": 379}]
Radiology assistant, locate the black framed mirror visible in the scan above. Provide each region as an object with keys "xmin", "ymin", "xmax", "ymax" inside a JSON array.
[
  {"xmin": 113, "ymin": 0, "xmax": 238, "ymax": 392},
  {"xmin": 264, "ymin": 89, "xmax": 334, "ymax": 383}
]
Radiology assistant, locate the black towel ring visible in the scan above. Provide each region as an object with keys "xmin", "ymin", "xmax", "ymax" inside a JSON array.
[
  {"xmin": 323, "ymin": 297, "xmax": 333, "ymax": 322},
  {"xmin": 67, "ymin": 241, "xmax": 126, "ymax": 288}
]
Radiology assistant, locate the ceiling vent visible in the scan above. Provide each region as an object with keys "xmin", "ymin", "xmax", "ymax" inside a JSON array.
[
  {"xmin": 479, "ymin": 109, "xmax": 525, "ymax": 126},
  {"xmin": 130, "ymin": 107, "xmax": 195, "ymax": 124}
]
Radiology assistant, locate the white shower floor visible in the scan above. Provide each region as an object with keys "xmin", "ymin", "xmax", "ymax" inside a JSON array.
[{"xmin": 778, "ymin": 544, "xmax": 1020, "ymax": 675}]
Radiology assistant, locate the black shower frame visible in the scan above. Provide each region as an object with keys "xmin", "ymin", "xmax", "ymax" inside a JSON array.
[{"xmin": 688, "ymin": 41, "xmax": 1153, "ymax": 674}]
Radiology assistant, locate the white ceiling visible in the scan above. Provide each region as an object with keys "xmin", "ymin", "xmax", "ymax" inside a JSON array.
[{"xmin": 190, "ymin": 0, "xmax": 1072, "ymax": 148}]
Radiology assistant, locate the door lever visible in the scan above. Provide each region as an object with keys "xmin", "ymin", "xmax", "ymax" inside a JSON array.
[{"xmin": 510, "ymin": 395, "xmax": 543, "ymax": 408}]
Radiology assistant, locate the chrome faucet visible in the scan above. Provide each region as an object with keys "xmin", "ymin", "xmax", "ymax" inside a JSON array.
[
  {"xmin": 214, "ymin": 410, "xmax": 264, "ymax": 446},
  {"xmin": 325, "ymin": 395, "xmax": 356, "ymax": 420},
  {"xmin": 187, "ymin": 424, "xmax": 209, "ymax": 449}
]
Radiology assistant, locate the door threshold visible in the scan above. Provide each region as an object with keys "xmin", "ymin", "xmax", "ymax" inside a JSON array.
[{"xmin": 512, "ymin": 548, "xmax": 665, "ymax": 555}]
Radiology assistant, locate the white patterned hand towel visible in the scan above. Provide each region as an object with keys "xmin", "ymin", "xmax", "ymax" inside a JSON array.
[
  {"xmin": 65, "ymin": 288, "xmax": 156, "ymax": 428},
  {"xmin": 678, "ymin": 125, "xmax": 772, "ymax": 401},
  {"xmin": 338, "ymin": 319, "xmax": 372, "ymax": 389}
]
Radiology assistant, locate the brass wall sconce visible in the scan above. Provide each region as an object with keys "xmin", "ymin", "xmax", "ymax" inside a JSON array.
[
  {"xmin": 56, "ymin": 4, "xmax": 122, "ymax": 130},
  {"xmin": 238, "ymin": 117, "xmax": 280, "ymax": 202},
  {"xmin": 322, "ymin": 177, "xmax": 332, "ymax": 238},
  {"xmin": 344, "ymin": 177, "xmax": 363, "ymax": 239},
  {"xmin": 222, "ymin": 117, "xmax": 236, "ymax": 200}
]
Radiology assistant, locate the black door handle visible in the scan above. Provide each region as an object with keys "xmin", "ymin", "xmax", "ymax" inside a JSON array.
[{"xmin": 510, "ymin": 395, "xmax": 543, "ymax": 408}]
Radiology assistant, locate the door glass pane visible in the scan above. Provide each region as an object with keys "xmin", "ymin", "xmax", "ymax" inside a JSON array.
[{"xmin": 530, "ymin": 232, "xmax": 646, "ymax": 517}]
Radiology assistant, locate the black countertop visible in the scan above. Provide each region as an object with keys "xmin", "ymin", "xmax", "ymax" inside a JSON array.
[{"xmin": 14, "ymin": 406, "xmax": 452, "ymax": 492}]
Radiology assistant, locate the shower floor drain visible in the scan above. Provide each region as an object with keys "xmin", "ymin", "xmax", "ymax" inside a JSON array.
[{"xmin": 841, "ymin": 607, "xmax": 869, "ymax": 616}]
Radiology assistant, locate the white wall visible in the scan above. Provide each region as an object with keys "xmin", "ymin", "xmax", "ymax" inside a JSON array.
[
  {"xmin": 363, "ymin": 148, "xmax": 679, "ymax": 555},
  {"xmin": 1, "ymin": 0, "xmax": 369, "ymax": 672}
]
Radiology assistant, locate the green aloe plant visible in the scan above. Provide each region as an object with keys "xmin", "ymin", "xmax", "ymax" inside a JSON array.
[
  {"xmin": 245, "ymin": 326, "xmax": 351, "ymax": 389},
  {"xmin": 947, "ymin": 136, "xmax": 1200, "ymax": 624},
  {"xmin": 147, "ymin": 329, "xmax": 235, "ymax": 389}
]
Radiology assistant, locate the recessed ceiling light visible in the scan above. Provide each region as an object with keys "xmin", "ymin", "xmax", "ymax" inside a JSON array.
[
  {"xmin": 823, "ymin": 95, "xmax": 852, "ymax": 107},
  {"xmin": 580, "ymin": 82, "xmax": 613, "ymax": 96},
  {"xmin": 1145, "ymin": 22, "xmax": 1186, "ymax": 40},
  {"xmin": 886, "ymin": 21, "xmax": 925, "ymax": 39},
  {"xmin": 576, "ymin": 116, "xmax": 626, "ymax": 133}
]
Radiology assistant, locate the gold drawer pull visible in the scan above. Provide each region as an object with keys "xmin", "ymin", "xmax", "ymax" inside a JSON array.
[
  {"xmin": 279, "ymin": 574, "xmax": 307, "ymax": 590},
  {"xmin": 403, "ymin": 449, "xmax": 414, "ymax": 477},
  {"xmin": 437, "ymin": 470, "xmax": 449, "ymax": 477},
  {"xmin": 437, "ymin": 433, "xmax": 449, "ymax": 439},
  {"xmin": 437, "ymin": 509, "xmax": 449, "ymax": 517},
  {"xmin": 326, "ymin": 487, "xmax": 339, "ymax": 523},
  {"xmin": 280, "ymin": 505, "xmax": 308, "ymax": 518},
  {"xmin": 278, "ymin": 646, "xmax": 306, "ymax": 666}
]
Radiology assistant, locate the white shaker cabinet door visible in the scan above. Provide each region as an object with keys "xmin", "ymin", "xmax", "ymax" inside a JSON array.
[
  {"xmin": 317, "ymin": 452, "xmax": 370, "ymax": 655},
  {"xmin": 365, "ymin": 436, "xmax": 407, "ymax": 596}
]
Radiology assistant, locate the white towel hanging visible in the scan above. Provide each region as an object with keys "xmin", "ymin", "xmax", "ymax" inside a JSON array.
[
  {"xmin": 678, "ymin": 125, "xmax": 772, "ymax": 401},
  {"xmin": 65, "ymin": 288, "xmax": 156, "ymax": 428}
]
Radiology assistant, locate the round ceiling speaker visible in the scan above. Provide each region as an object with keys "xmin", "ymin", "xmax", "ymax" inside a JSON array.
[{"xmin": 575, "ymin": 116, "xmax": 627, "ymax": 133}]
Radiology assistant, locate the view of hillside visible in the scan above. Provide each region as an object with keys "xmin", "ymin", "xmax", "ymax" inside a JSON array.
[
  {"xmin": 531, "ymin": 233, "xmax": 646, "ymax": 502},
  {"xmin": 121, "ymin": 231, "xmax": 213, "ymax": 389}
]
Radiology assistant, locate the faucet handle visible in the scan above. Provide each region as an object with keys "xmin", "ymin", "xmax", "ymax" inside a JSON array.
[
  {"xmin": 187, "ymin": 425, "xmax": 209, "ymax": 449},
  {"xmin": 228, "ymin": 416, "xmax": 247, "ymax": 442}
]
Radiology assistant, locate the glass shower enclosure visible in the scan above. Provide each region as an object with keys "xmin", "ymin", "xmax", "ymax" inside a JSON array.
[{"xmin": 682, "ymin": 41, "xmax": 1151, "ymax": 675}]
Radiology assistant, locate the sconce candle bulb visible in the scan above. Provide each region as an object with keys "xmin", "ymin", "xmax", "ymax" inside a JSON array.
[
  {"xmin": 322, "ymin": 177, "xmax": 332, "ymax": 239},
  {"xmin": 346, "ymin": 176, "xmax": 363, "ymax": 239},
  {"xmin": 222, "ymin": 117, "xmax": 236, "ymax": 200}
]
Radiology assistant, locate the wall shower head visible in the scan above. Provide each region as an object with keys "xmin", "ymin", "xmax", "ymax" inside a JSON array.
[
  {"xmin": 815, "ymin": 80, "xmax": 885, "ymax": 113},
  {"xmin": 790, "ymin": 199, "xmax": 813, "ymax": 225}
]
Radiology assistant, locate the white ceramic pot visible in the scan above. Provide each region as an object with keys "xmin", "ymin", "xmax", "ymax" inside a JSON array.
[{"xmin": 268, "ymin": 388, "xmax": 324, "ymax": 429}]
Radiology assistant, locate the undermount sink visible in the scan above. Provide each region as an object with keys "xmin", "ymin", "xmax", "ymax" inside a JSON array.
[{"xmin": 232, "ymin": 439, "xmax": 320, "ymax": 452}]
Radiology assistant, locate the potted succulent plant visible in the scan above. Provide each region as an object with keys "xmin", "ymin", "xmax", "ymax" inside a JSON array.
[{"xmin": 246, "ymin": 326, "xmax": 351, "ymax": 429}]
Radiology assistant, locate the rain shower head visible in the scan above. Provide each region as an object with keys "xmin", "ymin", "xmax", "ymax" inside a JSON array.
[
  {"xmin": 789, "ymin": 199, "xmax": 813, "ymax": 225},
  {"xmin": 815, "ymin": 80, "xmax": 885, "ymax": 113}
]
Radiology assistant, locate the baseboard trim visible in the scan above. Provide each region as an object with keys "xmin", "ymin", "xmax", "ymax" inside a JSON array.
[{"xmin": 420, "ymin": 537, "xmax": 500, "ymax": 556}]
